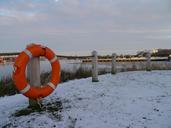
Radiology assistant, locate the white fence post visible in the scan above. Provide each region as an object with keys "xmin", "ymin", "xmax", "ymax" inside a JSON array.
[
  {"xmin": 111, "ymin": 53, "xmax": 117, "ymax": 74},
  {"xmin": 92, "ymin": 51, "xmax": 99, "ymax": 82},
  {"xmin": 146, "ymin": 52, "xmax": 151, "ymax": 71},
  {"xmin": 27, "ymin": 44, "xmax": 41, "ymax": 108}
]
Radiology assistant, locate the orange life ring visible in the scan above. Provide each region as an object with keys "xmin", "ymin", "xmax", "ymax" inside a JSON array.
[{"xmin": 13, "ymin": 44, "xmax": 60, "ymax": 99}]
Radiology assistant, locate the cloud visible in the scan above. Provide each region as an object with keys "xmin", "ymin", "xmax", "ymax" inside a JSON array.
[{"xmin": 0, "ymin": 0, "xmax": 170, "ymax": 54}]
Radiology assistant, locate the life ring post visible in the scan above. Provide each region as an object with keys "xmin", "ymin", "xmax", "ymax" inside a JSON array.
[{"xmin": 27, "ymin": 44, "xmax": 42, "ymax": 108}]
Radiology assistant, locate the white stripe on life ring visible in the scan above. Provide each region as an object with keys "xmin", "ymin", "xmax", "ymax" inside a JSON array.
[
  {"xmin": 24, "ymin": 49, "xmax": 32, "ymax": 59},
  {"xmin": 20, "ymin": 84, "xmax": 31, "ymax": 94},
  {"xmin": 47, "ymin": 82, "xmax": 56, "ymax": 90},
  {"xmin": 50, "ymin": 56, "xmax": 57, "ymax": 64}
]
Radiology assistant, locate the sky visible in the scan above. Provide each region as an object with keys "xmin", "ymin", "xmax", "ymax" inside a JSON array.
[{"xmin": 0, "ymin": 0, "xmax": 171, "ymax": 55}]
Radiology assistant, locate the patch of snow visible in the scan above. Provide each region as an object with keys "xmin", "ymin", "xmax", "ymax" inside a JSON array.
[{"xmin": 0, "ymin": 71, "xmax": 171, "ymax": 128}]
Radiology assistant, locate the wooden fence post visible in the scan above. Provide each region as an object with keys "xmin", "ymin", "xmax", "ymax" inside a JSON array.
[
  {"xmin": 111, "ymin": 53, "xmax": 117, "ymax": 74},
  {"xmin": 92, "ymin": 51, "xmax": 99, "ymax": 82},
  {"xmin": 27, "ymin": 44, "xmax": 41, "ymax": 108},
  {"xmin": 146, "ymin": 52, "xmax": 151, "ymax": 71}
]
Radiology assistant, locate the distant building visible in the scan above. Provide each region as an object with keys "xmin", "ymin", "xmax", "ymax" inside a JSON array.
[
  {"xmin": 0, "ymin": 57, "xmax": 3, "ymax": 63},
  {"xmin": 169, "ymin": 55, "xmax": 171, "ymax": 61},
  {"xmin": 152, "ymin": 49, "xmax": 171, "ymax": 57},
  {"xmin": 137, "ymin": 49, "xmax": 171, "ymax": 57}
]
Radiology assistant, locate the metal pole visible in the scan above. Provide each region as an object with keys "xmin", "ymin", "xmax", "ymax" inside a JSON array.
[
  {"xmin": 111, "ymin": 53, "xmax": 117, "ymax": 74},
  {"xmin": 92, "ymin": 51, "xmax": 99, "ymax": 82},
  {"xmin": 146, "ymin": 52, "xmax": 151, "ymax": 71},
  {"xmin": 27, "ymin": 44, "xmax": 41, "ymax": 108}
]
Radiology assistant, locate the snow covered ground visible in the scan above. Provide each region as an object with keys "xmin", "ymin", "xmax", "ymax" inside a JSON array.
[{"xmin": 0, "ymin": 71, "xmax": 171, "ymax": 128}]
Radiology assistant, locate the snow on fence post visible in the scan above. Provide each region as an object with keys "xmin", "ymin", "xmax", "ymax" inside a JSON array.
[
  {"xmin": 27, "ymin": 44, "xmax": 41, "ymax": 108},
  {"xmin": 146, "ymin": 52, "xmax": 151, "ymax": 71},
  {"xmin": 92, "ymin": 51, "xmax": 99, "ymax": 82},
  {"xmin": 111, "ymin": 53, "xmax": 117, "ymax": 74}
]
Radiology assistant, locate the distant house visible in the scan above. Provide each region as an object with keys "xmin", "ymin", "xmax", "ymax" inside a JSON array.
[
  {"xmin": 137, "ymin": 49, "xmax": 171, "ymax": 57},
  {"xmin": 0, "ymin": 57, "xmax": 3, "ymax": 63},
  {"xmin": 152, "ymin": 49, "xmax": 171, "ymax": 57},
  {"xmin": 169, "ymin": 55, "xmax": 171, "ymax": 61}
]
